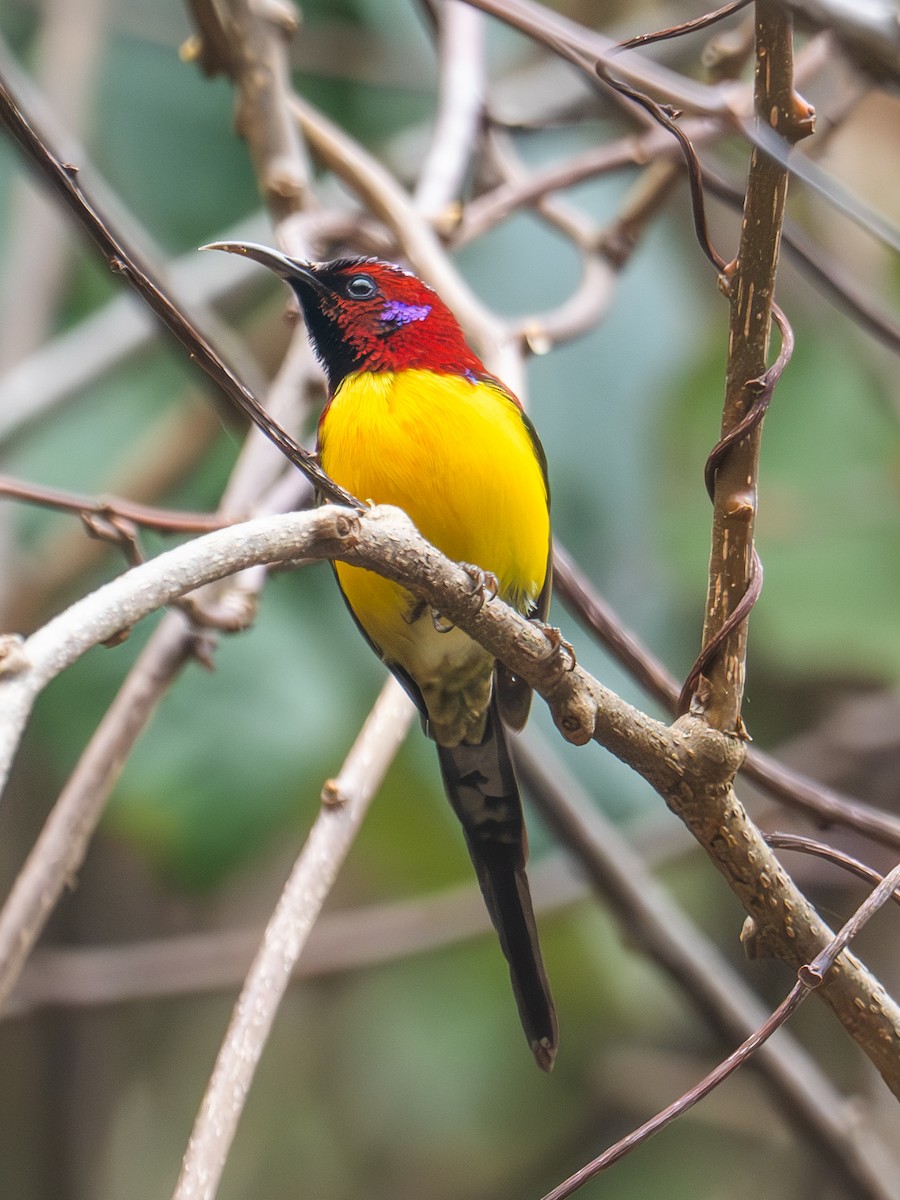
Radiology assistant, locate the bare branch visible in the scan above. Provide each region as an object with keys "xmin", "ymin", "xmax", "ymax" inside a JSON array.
[
  {"xmin": 693, "ymin": 5, "xmax": 812, "ymax": 731},
  {"xmin": 767, "ymin": 833, "xmax": 900, "ymax": 900},
  {"xmin": 185, "ymin": 0, "xmax": 314, "ymax": 222},
  {"xmin": 518, "ymin": 737, "xmax": 899, "ymax": 1200},
  {"xmin": 0, "ymin": 616, "xmax": 198, "ymax": 1011},
  {"xmin": 542, "ymin": 858, "xmax": 900, "ymax": 1199},
  {"xmin": 0, "ymin": 64, "xmax": 348, "ymax": 505},
  {"xmin": 171, "ymin": 676, "xmax": 414, "ymax": 1200},
  {"xmin": 8, "ymin": 854, "xmax": 583, "ymax": 1015},
  {"xmin": 414, "ymin": 0, "xmax": 486, "ymax": 222},
  {"xmin": 553, "ymin": 544, "xmax": 900, "ymax": 853},
  {"xmin": 1, "ymin": 503, "xmax": 898, "ymax": 1094},
  {"xmin": 0, "ymin": 473, "xmax": 232, "ymax": 534}
]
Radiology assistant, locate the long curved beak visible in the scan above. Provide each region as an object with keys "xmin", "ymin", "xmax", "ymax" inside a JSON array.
[{"xmin": 200, "ymin": 241, "xmax": 328, "ymax": 293}]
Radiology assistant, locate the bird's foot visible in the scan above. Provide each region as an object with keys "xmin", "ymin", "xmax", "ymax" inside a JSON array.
[
  {"xmin": 534, "ymin": 621, "xmax": 577, "ymax": 672},
  {"xmin": 459, "ymin": 562, "xmax": 499, "ymax": 611}
]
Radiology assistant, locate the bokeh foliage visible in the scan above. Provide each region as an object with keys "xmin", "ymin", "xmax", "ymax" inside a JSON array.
[{"xmin": 1, "ymin": 1, "xmax": 898, "ymax": 1198}]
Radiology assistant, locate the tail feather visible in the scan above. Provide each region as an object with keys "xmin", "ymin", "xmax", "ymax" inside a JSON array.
[{"xmin": 436, "ymin": 697, "xmax": 558, "ymax": 1071}]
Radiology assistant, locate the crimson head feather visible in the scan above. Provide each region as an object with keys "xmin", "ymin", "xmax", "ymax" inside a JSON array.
[{"xmin": 202, "ymin": 242, "xmax": 484, "ymax": 391}]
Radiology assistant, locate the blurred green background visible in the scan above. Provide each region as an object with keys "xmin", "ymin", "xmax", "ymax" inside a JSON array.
[{"xmin": 1, "ymin": 1, "xmax": 899, "ymax": 1197}]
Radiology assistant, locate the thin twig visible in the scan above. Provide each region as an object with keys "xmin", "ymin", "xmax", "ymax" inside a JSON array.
[
  {"xmin": 0, "ymin": 474, "xmax": 234, "ymax": 534},
  {"xmin": 541, "ymin": 858, "xmax": 900, "ymax": 1199},
  {"xmin": 171, "ymin": 676, "xmax": 414, "ymax": 1200},
  {"xmin": 691, "ymin": 4, "xmax": 812, "ymax": 730},
  {"xmin": 463, "ymin": 0, "xmax": 900, "ymax": 257},
  {"xmin": 455, "ymin": 118, "xmax": 720, "ymax": 246},
  {"xmin": 615, "ymin": 0, "xmax": 753, "ymax": 52},
  {"xmin": 766, "ymin": 833, "xmax": 900, "ymax": 906},
  {"xmin": 517, "ymin": 736, "xmax": 899, "ymax": 1200},
  {"xmin": 552, "ymin": 544, "xmax": 900, "ymax": 851},
  {"xmin": 0, "ymin": 66, "xmax": 351, "ymax": 506}
]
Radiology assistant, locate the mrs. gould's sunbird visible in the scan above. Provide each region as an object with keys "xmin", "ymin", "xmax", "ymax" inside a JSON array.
[{"xmin": 205, "ymin": 242, "xmax": 558, "ymax": 1070}]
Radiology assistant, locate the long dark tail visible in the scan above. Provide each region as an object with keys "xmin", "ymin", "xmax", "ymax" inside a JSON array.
[{"xmin": 436, "ymin": 697, "xmax": 558, "ymax": 1071}]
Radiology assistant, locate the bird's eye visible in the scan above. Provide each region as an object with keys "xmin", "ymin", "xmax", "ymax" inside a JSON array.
[{"xmin": 345, "ymin": 274, "xmax": 377, "ymax": 300}]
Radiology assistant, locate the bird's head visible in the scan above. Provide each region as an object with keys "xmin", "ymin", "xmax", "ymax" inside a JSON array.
[{"xmin": 203, "ymin": 242, "xmax": 484, "ymax": 392}]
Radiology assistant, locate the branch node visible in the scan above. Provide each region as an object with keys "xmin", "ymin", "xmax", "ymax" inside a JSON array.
[
  {"xmin": 798, "ymin": 962, "xmax": 825, "ymax": 990},
  {"xmin": 555, "ymin": 696, "xmax": 595, "ymax": 747},
  {"xmin": 740, "ymin": 915, "xmax": 765, "ymax": 959},
  {"xmin": 259, "ymin": 0, "xmax": 300, "ymax": 35},
  {"xmin": 320, "ymin": 778, "xmax": 346, "ymax": 807},
  {"xmin": 0, "ymin": 634, "xmax": 30, "ymax": 677},
  {"xmin": 781, "ymin": 91, "xmax": 816, "ymax": 142},
  {"xmin": 330, "ymin": 509, "xmax": 361, "ymax": 544},
  {"xmin": 179, "ymin": 34, "xmax": 203, "ymax": 64}
]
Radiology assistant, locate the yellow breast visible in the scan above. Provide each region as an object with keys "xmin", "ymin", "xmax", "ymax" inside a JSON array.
[{"xmin": 319, "ymin": 368, "xmax": 549, "ymax": 692}]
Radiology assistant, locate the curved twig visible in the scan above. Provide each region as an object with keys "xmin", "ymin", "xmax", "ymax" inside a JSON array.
[
  {"xmin": 541, "ymin": 857, "xmax": 900, "ymax": 1199},
  {"xmin": 0, "ymin": 70, "xmax": 351, "ymax": 507}
]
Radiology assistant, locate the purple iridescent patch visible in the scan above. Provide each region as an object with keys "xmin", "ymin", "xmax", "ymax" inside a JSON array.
[{"xmin": 380, "ymin": 300, "xmax": 432, "ymax": 326}]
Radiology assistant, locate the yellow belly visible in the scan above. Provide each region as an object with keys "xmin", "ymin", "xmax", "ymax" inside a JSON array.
[{"xmin": 319, "ymin": 369, "xmax": 549, "ymax": 741}]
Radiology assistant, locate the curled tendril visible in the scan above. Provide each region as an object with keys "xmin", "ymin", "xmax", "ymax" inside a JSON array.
[{"xmin": 678, "ymin": 305, "xmax": 794, "ymax": 716}]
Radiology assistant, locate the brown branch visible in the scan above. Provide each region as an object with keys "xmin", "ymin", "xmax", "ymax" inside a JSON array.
[
  {"xmin": 553, "ymin": 543, "xmax": 900, "ymax": 852},
  {"xmin": 544, "ymin": 986, "xmax": 809, "ymax": 1198},
  {"xmin": 0, "ymin": 473, "xmax": 234, "ymax": 534},
  {"xmin": 2, "ymin": 405, "xmax": 225, "ymax": 633},
  {"xmin": 692, "ymin": 4, "xmax": 813, "ymax": 731},
  {"xmin": 517, "ymin": 738, "xmax": 899, "ymax": 1200},
  {"xmin": 7, "ymin": 854, "xmax": 583, "ymax": 1015},
  {"xmin": 322, "ymin": 506, "xmax": 900, "ymax": 1097},
  {"xmin": 542, "ymin": 857, "xmax": 900, "ymax": 1199},
  {"xmin": 1, "ymin": 500, "xmax": 899, "ymax": 1093},
  {"xmin": 766, "ymin": 833, "xmax": 900, "ymax": 904},
  {"xmin": 462, "ymin": 0, "xmax": 728, "ymax": 116},
  {"xmin": 0, "ymin": 65, "xmax": 350, "ymax": 507},
  {"xmin": 615, "ymin": 0, "xmax": 754, "ymax": 52},
  {"xmin": 454, "ymin": 118, "xmax": 721, "ymax": 246},
  {"xmin": 0, "ymin": 326, "xmax": 324, "ymax": 1011}
]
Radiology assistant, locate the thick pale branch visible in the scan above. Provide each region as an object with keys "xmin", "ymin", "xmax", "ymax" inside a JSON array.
[
  {"xmin": 414, "ymin": 1, "xmax": 486, "ymax": 221},
  {"xmin": 2, "ymin": 504, "xmax": 898, "ymax": 1094}
]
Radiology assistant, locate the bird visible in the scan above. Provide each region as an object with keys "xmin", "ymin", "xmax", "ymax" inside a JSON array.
[{"xmin": 204, "ymin": 241, "xmax": 558, "ymax": 1070}]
